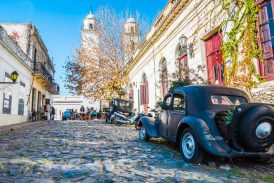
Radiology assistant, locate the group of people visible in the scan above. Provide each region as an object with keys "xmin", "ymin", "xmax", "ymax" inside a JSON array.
[
  {"xmin": 63, "ymin": 105, "xmax": 98, "ymax": 120},
  {"xmin": 31, "ymin": 103, "xmax": 55, "ymax": 121}
]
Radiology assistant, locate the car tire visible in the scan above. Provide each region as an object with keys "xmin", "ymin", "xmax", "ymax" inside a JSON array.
[
  {"xmin": 239, "ymin": 105, "xmax": 274, "ymax": 151},
  {"xmin": 135, "ymin": 121, "xmax": 141, "ymax": 130},
  {"xmin": 180, "ymin": 128, "xmax": 204, "ymax": 164},
  {"xmin": 139, "ymin": 126, "xmax": 149, "ymax": 141}
]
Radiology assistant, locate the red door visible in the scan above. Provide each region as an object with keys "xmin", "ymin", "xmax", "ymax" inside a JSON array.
[
  {"xmin": 140, "ymin": 80, "xmax": 149, "ymax": 113},
  {"xmin": 205, "ymin": 33, "xmax": 225, "ymax": 85}
]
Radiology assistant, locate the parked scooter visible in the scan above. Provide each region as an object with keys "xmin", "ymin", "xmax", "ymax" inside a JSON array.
[{"xmin": 112, "ymin": 110, "xmax": 139, "ymax": 126}]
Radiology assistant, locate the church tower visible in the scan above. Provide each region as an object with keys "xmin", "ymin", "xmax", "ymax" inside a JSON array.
[
  {"xmin": 123, "ymin": 16, "xmax": 140, "ymax": 62},
  {"xmin": 81, "ymin": 11, "xmax": 99, "ymax": 50}
]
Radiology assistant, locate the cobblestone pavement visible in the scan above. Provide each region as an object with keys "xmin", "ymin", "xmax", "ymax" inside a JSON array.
[{"xmin": 0, "ymin": 120, "xmax": 273, "ymax": 182}]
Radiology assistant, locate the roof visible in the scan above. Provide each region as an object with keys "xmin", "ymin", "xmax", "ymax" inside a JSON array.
[
  {"xmin": 127, "ymin": 16, "xmax": 136, "ymax": 23},
  {"xmin": 86, "ymin": 12, "xmax": 95, "ymax": 19},
  {"xmin": 172, "ymin": 85, "xmax": 250, "ymax": 113}
]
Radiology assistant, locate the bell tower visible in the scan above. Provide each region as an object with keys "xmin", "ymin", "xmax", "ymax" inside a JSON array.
[
  {"xmin": 123, "ymin": 16, "xmax": 140, "ymax": 62},
  {"xmin": 81, "ymin": 11, "xmax": 99, "ymax": 50}
]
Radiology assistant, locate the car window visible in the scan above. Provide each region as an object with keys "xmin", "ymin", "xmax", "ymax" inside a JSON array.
[
  {"xmin": 173, "ymin": 94, "xmax": 185, "ymax": 111},
  {"xmin": 163, "ymin": 95, "xmax": 171, "ymax": 109},
  {"xmin": 211, "ymin": 95, "xmax": 247, "ymax": 105}
]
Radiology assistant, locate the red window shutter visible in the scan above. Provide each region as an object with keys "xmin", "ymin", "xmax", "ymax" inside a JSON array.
[
  {"xmin": 145, "ymin": 80, "xmax": 149, "ymax": 104},
  {"xmin": 140, "ymin": 84, "xmax": 144, "ymax": 105},
  {"xmin": 128, "ymin": 89, "xmax": 134, "ymax": 100}
]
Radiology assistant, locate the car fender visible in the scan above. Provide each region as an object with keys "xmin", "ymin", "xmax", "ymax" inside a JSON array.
[
  {"xmin": 139, "ymin": 116, "xmax": 159, "ymax": 138},
  {"xmin": 177, "ymin": 116, "xmax": 234, "ymax": 157}
]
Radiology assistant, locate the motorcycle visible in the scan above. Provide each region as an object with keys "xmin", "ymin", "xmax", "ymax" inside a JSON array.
[
  {"xmin": 134, "ymin": 108, "xmax": 159, "ymax": 130},
  {"xmin": 112, "ymin": 111, "xmax": 140, "ymax": 126}
]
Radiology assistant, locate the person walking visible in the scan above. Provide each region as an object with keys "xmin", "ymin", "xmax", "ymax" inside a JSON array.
[
  {"xmin": 51, "ymin": 106, "xmax": 55, "ymax": 120},
  {"xmin": 48, "ymin": 104, "xmax": 52, "ymax": 121}
]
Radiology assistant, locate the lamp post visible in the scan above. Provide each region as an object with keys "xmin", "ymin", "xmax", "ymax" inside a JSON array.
[
  {"xmin": 178, "ymin": 34, "xmax": 194, "ymax": 58},
  {"xmin": 0, "ymin": 71, "xmax": 19, "ymax": 84}
]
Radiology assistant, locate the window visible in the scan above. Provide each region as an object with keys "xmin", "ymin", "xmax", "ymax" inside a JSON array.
[
  {"xmin": 163, "ymin": 95, "xmax": 171, "ymax": 109},
  {"xmin": 140, "ymin": 73, "xmax": 149, "ymax": 105},
  {"xmin": 131, "ymin": 27, "xmax": 135, "ymax": 33},
  {"xmin": 258, "ymin": 0, "xmax": 274, "ymax": 80},
  {"xmin": 211, "ymin": 95, "xmax": 247, "ymax": 105},
  {"xmin": 2, "ymin": 91, "xmax": 12, "ymax": 114},
  {"xmin": 34, "ymin": 48, "xmax": 37, "ymax": 63},
  {"xmin": 173, "ymin": 94, "xmax": 185, "ymax": 111},
  {"xmin": 160, "ymin": 59, "xmax": 169, "ymax": 98},
  {"xmin": 18, "ymin": 98, "xmax": 24, "ymax": 115},
  {"xmin": 89, "ymin": 23, "xmax": 93, "ymax": 30}
]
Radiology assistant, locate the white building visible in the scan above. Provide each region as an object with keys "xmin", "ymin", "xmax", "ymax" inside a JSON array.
[
  {"xmin": 52, "ymin": 95, "xmax": 101, "ymax": 120},
  {"xmin": 127, "ymin": 0, "xmax": 274, "ymax": 113},
  {"xmin": 1, "ymin": 23, "xmax": 60, "ymax": 120},
  {"xmin": 0, "ymin": 25, "xmax": 33, "ymax": 126}
]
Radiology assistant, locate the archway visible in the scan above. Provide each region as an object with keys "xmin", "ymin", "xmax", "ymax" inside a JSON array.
[{"xmin": 159, "ymin": 58, "xmax": 169, "ymax": 99}]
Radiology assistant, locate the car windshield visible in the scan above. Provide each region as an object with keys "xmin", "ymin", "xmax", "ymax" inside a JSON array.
[
  {"xmin": 119, "ymin": 100, "xmax": 132, "ymax": 107},
  {"xmin": 211, "ymin": 95, "xmax": 247, "ymax": 105}
]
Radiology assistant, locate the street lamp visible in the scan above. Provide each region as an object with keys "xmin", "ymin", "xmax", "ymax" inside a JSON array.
[
  {"xmin": 179, "ymin": 34, "xmax": 188, "ymax": 48},
  {"xmin": 11, "ymin": 71, "xmax": 19, "ymax": 83},
  {"xmin": 178, "ymin": 34, "xmax": 194, "ymax": 58},
  {"xmin": 0, "ymin": 71, "xmax": 19, "ymax": 84}
]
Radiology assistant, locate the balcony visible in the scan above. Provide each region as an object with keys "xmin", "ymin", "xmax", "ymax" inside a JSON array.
[
  {"xmin": 49, "ymin": 83, "xmax": 60, "ymax": 95},
  {"xmin": 34, "ymin": 62, "xmax": 53, "ymax": 87}
]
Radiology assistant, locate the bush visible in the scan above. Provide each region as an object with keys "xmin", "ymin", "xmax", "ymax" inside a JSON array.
[{"xmin": 169, "ymin": 80, "xmax": 191, "ymax": 93}]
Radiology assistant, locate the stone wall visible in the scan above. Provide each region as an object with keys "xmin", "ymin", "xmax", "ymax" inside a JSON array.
[{"xmin": 251, "ymin": 81, "xmax": 274, "ymax": 104}]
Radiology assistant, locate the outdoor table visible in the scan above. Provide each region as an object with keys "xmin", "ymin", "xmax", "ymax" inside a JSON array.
[{"xmin": 79, "ymin": 112, "xmax": 86, "ymax": 120}]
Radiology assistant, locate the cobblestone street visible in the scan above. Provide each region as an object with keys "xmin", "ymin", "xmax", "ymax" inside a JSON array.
[{"xmin": 0, "ymin": 120, "xmax": 273, "ymax": 182}]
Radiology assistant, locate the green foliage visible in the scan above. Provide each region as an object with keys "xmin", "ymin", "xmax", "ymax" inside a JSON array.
[
  {"xmin": 169, "ymin": 80, "xmax": 191, "ymax": 93},
  {"xmin": 155, "ymin": 101, "xmax": 165, "ymax": 109},
  {"xmin": 224, "ymin": 109, "xmax": 236, "ymax": 125},
  {"xmin": 212, "ymin": 0, "xmax": 262, "ymax": 93}
]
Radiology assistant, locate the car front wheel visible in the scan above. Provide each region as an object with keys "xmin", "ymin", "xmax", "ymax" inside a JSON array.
[
  {"xmin": 180, "ymin": 128, "xmax": 204, "ymax": 164},
  {"xmin": 139, "ymin": 126, "xmax": 149, "ymax": 141}
]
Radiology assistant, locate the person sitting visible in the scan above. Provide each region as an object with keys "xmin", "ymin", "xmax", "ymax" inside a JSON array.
[
  {"xmin": 91, "ymin": 110, "xmax": 98, "ymax": 119},
  {"xmin": 74, "ymin": 109, "xmax": 80, "ymax": 119}
]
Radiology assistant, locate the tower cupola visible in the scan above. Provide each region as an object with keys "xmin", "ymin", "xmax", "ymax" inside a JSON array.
[{"xmin": 83, "ymin": 11, "xmax": 97, "ymax": 31}]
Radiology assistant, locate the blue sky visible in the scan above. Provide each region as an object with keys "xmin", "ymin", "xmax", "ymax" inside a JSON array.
[{"xmin": 0, "ymin": 0, "xmax": 167, "ymax": 95}]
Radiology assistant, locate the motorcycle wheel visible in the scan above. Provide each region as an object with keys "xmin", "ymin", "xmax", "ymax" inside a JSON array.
[{"xmin": 114, "ymin": 120, "xmax": 122, "ymax": 126}]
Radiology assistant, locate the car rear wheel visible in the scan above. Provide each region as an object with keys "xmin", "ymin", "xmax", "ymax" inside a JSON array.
[
  {"xmin": 180, "ymin": 128, "xmax": 204, "ymax": 164},
  {"xmin": 139, "ymin": 126, "xmax": 149, "ymax": 141},
  {"xmin": 239, "ymin": 105, "xmax": 274, "ymax": 151}
]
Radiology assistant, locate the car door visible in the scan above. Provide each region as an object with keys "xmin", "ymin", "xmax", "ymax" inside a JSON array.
[
  {"xmin": 167, "ymin": 93, "xmax": 186, "ymax": 142},
  {"xmin": 158, "ymin": 94, "xmax": 171, "ymax": 138}
]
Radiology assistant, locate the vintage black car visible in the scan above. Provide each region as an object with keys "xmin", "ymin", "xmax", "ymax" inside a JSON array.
[
  {"xmin": 139, "ymin": 86, "xmax": 274, "ymax": 163},
  {"xmin": 105, "ymin": 98, "xmax": 134, "ymax": 123}
]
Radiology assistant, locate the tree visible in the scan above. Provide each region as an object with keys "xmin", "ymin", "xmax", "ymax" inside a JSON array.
[
  {"xmin": 211, "ymin": 0, "xmax": 262, "ymax": 93},
  {"xmin": 64, "ymin": 6, "xmax": 149, "ymax": 101}
]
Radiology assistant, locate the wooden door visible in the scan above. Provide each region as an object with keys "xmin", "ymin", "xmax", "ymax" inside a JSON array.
[{"xmin": 205, "ymin": 33, "xmax": 225, "ymax": 85}]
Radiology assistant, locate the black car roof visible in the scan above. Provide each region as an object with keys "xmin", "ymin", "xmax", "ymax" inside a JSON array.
[{"xmin": 172, "ymin": 85, "xmax": 250, "ymax": 113}]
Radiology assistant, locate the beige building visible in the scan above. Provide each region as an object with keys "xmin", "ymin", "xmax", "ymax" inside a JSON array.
[
  {"xmin": 127, "ymin": 0, "xmax": 274, "ymax": 113},
  {"xmin": 1, "ymin": 23, "xmax": 59, "ymax": 122}
]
